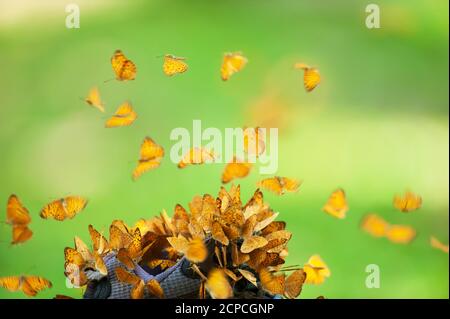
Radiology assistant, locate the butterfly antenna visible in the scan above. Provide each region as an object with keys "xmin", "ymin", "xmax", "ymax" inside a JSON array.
[{"xmin": 103, "ymin": 78, "xmax": 114, "ymax": 83}]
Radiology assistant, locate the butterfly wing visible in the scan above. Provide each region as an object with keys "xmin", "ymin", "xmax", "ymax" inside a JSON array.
[
  {"xmin": 221, "ymin": 52, "xmax": 247, "ymax": 81},
  {"xmin": 85, "ymin": 87, "xmax": 104, "ymax": 112},
  {"xmin": 22, "ymin": 276, "xmax": 52, "ymax": 297},
  {"xmin": 303, "ymin": 67, "xmax": 320, "ymax": 92},
  {"xmin": 63, "ymin": 196, "xmax": 88, "ymax": 219},
  {"xmin": 257, "ymin": 177, "xmax": 283, "ymax": 195},
  {"xmin": 11, "ymin": 225, "xmax": 33, "ymax": 245},
  {"xmin": 40, "ymin": 199, "xmax": 66, "ymax": 221},
  {"xmin": 221, "ymin": 158, "xmax": 252, "ymax": 184},
  {"xmin": 386, "ymin": 225, "xmax": 416, "ymax": 244},
  {"xmin": 360, "ymin": 214, "xmax": 388, "ymax": 238},
  {"xmin": 206, "ymin": 268, "xmax": 233, "ymax": 299},
  {"xmin": 0, "ymin": 276, "xmax": 22, "ymax": 292}
]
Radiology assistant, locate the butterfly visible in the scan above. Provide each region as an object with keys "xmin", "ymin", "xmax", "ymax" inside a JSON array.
[
  {"xmin": 360, "ymin": 213, "xmax": 389, "ymax": 238},
  {"xmin": 259, "ymin": 268, "xmax": 285, "ymax": 295},
  {"xmin": 294, "ymin": 63, "xmax": 321, "ymax": 92},
  {"xmin": 430, "ymin": 236, "xmax": 449, "ymax": 253},
  {"xmin": 205, "ymin": 268, "xmax": 233, "ymax": 299},
  {"xmin": 385, "ymin": 225, "xmax": 417, "ymax": 244},
  {"xmin": 105, "ymin": 101, "xmax": 137, "ymax": 128},
  {"xmin": 256, "ymin": 176, "xmax": 300, "ymax": 195},
  {"xmin": 85, "ymin": 87, "xmax": 105, "ymax": 112},
  {"xmin": 393, "ymin": 191, "xmax": 422, "ymax": 212},
  {"xmin": 40, "ymin": 196, "xmax": 88, "ymax": 221},
  {"xmin": 163, "ymin": 54, "xmax": 188, "ymax": 76},
  {"xmin": 221, "ymin": 157, "xmax": 252, "ymax": 184},
  {"xmin": 284, "ymin": 269, "xmax": 306, "ymax": 299},
  {"xmin": 132, "ymin": 137, "xmax": 164, "ymax": 180},
  {"xmin": 323, "ymin": 189, "xmax": 348, "ymax": 219},
  {"xmin": 88, "ymin": 224, "xmax": 110, "ymax": 255},
  {"xmin": 111, "ymin": 50, "xmax": 137, "ymax": 81},
  {"xmin": 6, "ymin": 194, "xmax": 33, "ymax": 245},
  {"xmin": 240, "ymin": 236, "xmax": 268, "ymax": 254},
  {"xmin": 303, "ymin": 255, "xmax": 330, "ymax": 285},
  {"xmin": 166, "ymin": 235, "xmax": 208, "ymax": 264},
  {"xmin": 243, "ymin": 127, "xmax": 265, "ymax": 157},
  {"xmin": 221, "ymin": 52, "xmax": 248, "ymax": 81},
  {"xmin": 177, "ymin": 147, "xmax": 215, "ymax": 168},
  {"xmin": 0, "ymin": 276, "xmax": 52, "ymax": 297}
]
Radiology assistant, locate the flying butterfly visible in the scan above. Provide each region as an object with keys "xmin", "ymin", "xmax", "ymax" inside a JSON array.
[
  {"xmin": 163, "ymin": 54, "xmax": 188, "ymax": 76},
  {"xmin": 0, "ymin": 276, "xmax": 52, "ymax": 297},
  {"xmin": 178, "ymin": 147, "xmax": 215, "ymax": 169},
  {"xmin": 303, "ymin": 255, "xmax": 330, "ymax": 285},
  {"xmin": 257, "ymin": 176, "xmax": 300, "ymax": 195},
  {"xmin": 360, "ymin": 213, "xmax": 389, "ymax": 238},
  {"xmin": 259, "ymin": 268, "xmax": 285, "ymax": 295},
  {"xmin": 393, "ymin": 191, "xmax": 422, "ymax": 212},
  {"xmin": 132, "ymin": 137, "xmax": 164, "ymax": 180},
  {"xmin": 221, "ymin": 52, "xmax": 248, "ymax": 81},
  {"xmin": 105, "ymin": 101, "xmax": 137, "ymax": 128},
  {"xmin": 284, "ymin": 269, "xmax": 306, "ymax": 299},
  {"xmin": 385, "ymin": 224, "xmax": 416, "ymax": 244},
  {"xmin": 110, "ymin": 50, "xmax": 137, "ymax": 81},
  {"xmin": 221, "ymin": 157, "xmax": 252, "ymax": 184},
  {"xmin": 6, "ymin": 195, "xmax": 33, "ymax": 245},
  {"xmin": 243, "ymin": 127, "xmax": 266, "ymax": 157},
  {"xmin": 205, "ymin": 268, "xmax": 233, "ymax": 299},
  {"xmin": 323, "ymin": 189, "xmax": 348, "ymax": 219},
  {"xmin": 294, "ymin": 63, "xmax": 321, "ymax": 92},
  {"xmin": 40, "ymin": 196, "xmax": 87, "ymax": 221},
  {"xmin": 85, "ymin": 87, "xmax": 105, "ymax": 112}
]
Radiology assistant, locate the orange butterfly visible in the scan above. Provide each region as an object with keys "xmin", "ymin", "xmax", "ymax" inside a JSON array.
[
  {"xmin": 6, "ymin": 195, "xmax": 33, "ymax": 245},
  {"xmin": 178, "ymin": 147, "xmax": 215, "ymax": 168},
  {"xmin": 40, "ymin": 196, "xmax": 88, "ymax": 221},
  {"xmin": 393, "ymin": 191, "xmax": 422, "ymax": 212},
  {"xmin": 221, "ymin": 157, "xmax": 252, "ymax": 184},
  {"xmin": 132, "ymin": 137, "xmax": 164, "ymax": 180},
  {"xmin": 360, "ymin": 213, "xmax": 389, "ymax": 238},
  {"xmin": 105, "ymin": 101, "xmax": 137, "ymax": 128},
  {"xmin": 322, "ymin": 189, "xmax": 348, "ymax": 219},
  {"xmin": 430, "ymin": 236, "xmax": 449, "ymax": 254},
  {"xmin": 0, "ymin": 276, "xmax": 52, "ymax": 297},
  {"xmin": 257, "ymin": 176, "xmax": 300, "ymax": 195},
  {"xmin": 111, "ymin": 50, "xmax": 137, "ymax": 81},
  {"xmin": 205, "ymin": 268, "xmax": 233, "ymax": 299},
  {"xmin": 303, "ymin": 255, "xmax": 330, "ymax": 285},
  {"xmin": 85, "ymin": 87, "xmax": 105, "ymax": 112},
  {"xmin": 243, "ymin": 127, "xmax": 265, "ymax": 157},
  {"xmin": 221, "ymin": 52, "xmax": 247, "ymax": 81},
  {"xmin": 163, "ymin": 54, "xmax": 188, "ymax": 76},
  {"xmin": 294, "ymin": 63, "xmax": 321, "ymax": 92},
  {"xmin": 259, "ymin": 268, "xmax": 285, "ymax": 295},
  {"xmin": 385, "ymin": 225, "xmax": 416, "ymax": 244}
]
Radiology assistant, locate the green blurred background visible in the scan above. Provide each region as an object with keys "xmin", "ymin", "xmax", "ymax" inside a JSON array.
[{"xmin": 0, "ymin": 0, "xmax": 448, "ymax": 299}]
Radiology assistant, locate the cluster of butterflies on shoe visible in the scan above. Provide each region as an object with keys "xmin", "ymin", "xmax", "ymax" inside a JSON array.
[{"xmin": 1, "ymin": 50, "xmax": 448, "ymax": 298}]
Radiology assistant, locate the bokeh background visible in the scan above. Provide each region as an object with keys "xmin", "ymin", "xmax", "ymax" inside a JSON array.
[{"xmin": 0, "ymin": 0, "xmax": 448, "ymax": 299}]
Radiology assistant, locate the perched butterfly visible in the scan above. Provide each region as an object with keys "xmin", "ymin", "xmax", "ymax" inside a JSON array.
[
  {"xmin": 259, "ymin": 268, "xmax": 285, "ymax": 295},
  {"xmin": 6, "ymin": 195, "xmax": 33, "ymax": 245},
  {"xmin": 303, "ymin": 255, "xmax": 330, "ymax": 285},
  {"xmin": 294, "ymin": 63, "xmax": 321, "ymax": 92},
  {"xmin": 240, "ymin": 236, "xmax": 268, "ymax": 254},
  {"xmin": 284, "ymin": 269, "xmax": 306, "ymax": 299},
  {"xmin": 0, "ymin": 276, "xmax": 52, "ymax": 297},
  {"xmin": 323, "ymin": 189, "xmax": 348, "ymax": 219},
  {"xmin": 163, "ymin": 54, "xmax": 188, "ymax": 76},
  {"xmin": 243, "ymin": 127, "xmax": 265, "ymax": 157},
  {"xmin": 167, "ymin": 235, "xmax": 208, "ymax": 264},
  {"xmin": 257, "ymin": 176, "xmax": 300, "ymax": 195},
  {"xmin": 115, "ymin": 267, "xmax": 145, "ymax": 299},
  {"xmin": 430, "ymin": 236, "xmax": 449, "ymax": 254},
  {"xmin": 88, "ymin": 225, "xmax": 110, "ymax": 255},
  {"xmin": 393, "ymin": 191, "xmax": 422, "ymax": 212},
  {"xmin": 205, "ymin": 268, "xmax": 233, "ymax": 299},
  {"xmin": 237, "ymin": 269, "xmax": 257, "ymax": 288},
  {"xmin": 360, "ymin": 214, "xmax": 389, "ymax": 238},
  {"xmin": 132, "ymin": 137, "xmax": 164, "ymax": 180},
  {"xmin": 111, "ymin": 50, "xmax": 137, "ymax": 81},
  {"xmin": 221, "ymin": 52, "xmax": 247, "ymax": 81},
  {"xmin": 105, "ymin": 101, "xmax": 137, "ymax": 128},
  {"xmin": 40, "ymin": 196, "xmax": 88, "ymax": 221},
  {"xmin": 221, "ymin": 157, "xmax": 252, "ymax": 184},
  {"xmin": 85, "ymin": 87, "xmax": 105, "ymax": 112},
  {"xmin": 385, "ymin": 224, "xmax": 416, "ymax": 244},
  {"xmin": 178, "ymin": 147, "xmax": 215, "ymax": 169}
]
